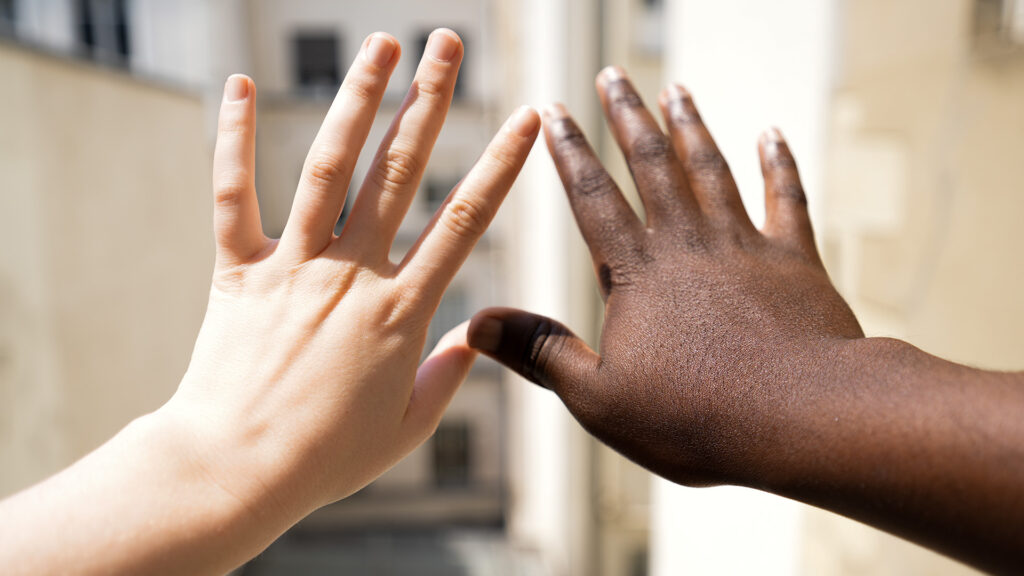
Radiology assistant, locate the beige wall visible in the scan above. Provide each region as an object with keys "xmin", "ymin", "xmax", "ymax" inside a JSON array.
[
  {"xmin": 0, "ymin": 43, "xmax": 212, "ymax": 497},
  {"xmin": 826, "ymin": 0, "xmax": 1024, "ymax": 368},
  {"xmin": 809, "ymin": 0, "xmax": 1024, "ymax": 573}
]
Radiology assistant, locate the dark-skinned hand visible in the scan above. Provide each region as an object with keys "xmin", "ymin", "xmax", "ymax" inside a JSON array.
[
  {"xmin": 471, "ymin": 66, "xmax": 862, "ymax": 486},
  {"xmin": 468, "ymin": 67, "xmax": 1024, "ymax": 574}
]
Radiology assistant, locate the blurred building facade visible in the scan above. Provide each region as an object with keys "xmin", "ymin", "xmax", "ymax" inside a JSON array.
[
  {"xmin": 0, "ymin": 5, "xmax": 212, "ymax": 505},
  {"xmin": 2, "ymin": 0, "xmax": 1024, "ymax": 575}
]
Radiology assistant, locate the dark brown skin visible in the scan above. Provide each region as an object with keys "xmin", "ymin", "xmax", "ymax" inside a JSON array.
[{"xmin": 467, "ymin": 66, "xmax": 1024, "ymax": 574}]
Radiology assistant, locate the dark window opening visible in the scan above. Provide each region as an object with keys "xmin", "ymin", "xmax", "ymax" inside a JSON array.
[
  {"xmin": 0, "ymin": 0, "xmax": 16, "ymax": 36},
  {"xmin": 973, "ymin": 0, "xmax": 1024, "ymax": 45},
  {"xmin": 424, "ymin": 177, "xmax": 459, "ymax": 211},
  {"xmin": 76, "ymin": 0, "xmax": 131, "ymax": 64},
  {"xmin": 416, "ymin": 30, "xmax": 466, "ymax": 100},
  {"xmin": 294, "ymin": 32, "xmax": 342, "ymax": 95},
  {"xmin": 975, "ymin": 0, "xmax": 1007, "ymax": 35},
  {"xmin": 433, "ymin": 421, "xmax": 472, "ymax": 488}
]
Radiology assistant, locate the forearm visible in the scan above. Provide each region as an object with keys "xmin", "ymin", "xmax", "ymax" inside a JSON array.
[
  {"xmin": 745, "ymin": 337, "xmax": 1024, "ymax": 573},
  {"xmin": 0, "ymin": 409, "xmax": 299, "ymax": 576}
]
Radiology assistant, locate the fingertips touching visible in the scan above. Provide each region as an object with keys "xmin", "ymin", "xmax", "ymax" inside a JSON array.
[{"xmin": 507, "ymin": 103, "xmax": 542, "ymax": 138}]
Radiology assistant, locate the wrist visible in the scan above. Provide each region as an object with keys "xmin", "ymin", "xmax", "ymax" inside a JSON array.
[
  {"xmin": 732, "ymin": 336, "xmax": 929, "ymax": 493},
  {"xmin": 720, "ymin": 336, "xmax": 907, "ymax": 490},
  {"xmin": 138, "ymin": 402, "xmax": 310, "ymax": 560}
]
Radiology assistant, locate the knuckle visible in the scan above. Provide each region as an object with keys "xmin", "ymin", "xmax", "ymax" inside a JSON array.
[
  {"xmin": 606, "ymin": 80, "xmax": 644, "ymax": 109},
  {"xmin": 685, "ymin": 148, "xmax": 730, "ymax": 177},
  {"xmin": 381, "ymin": 288, "xmax": 427, "ymax": 333},
  {"xmin": 553, "ymin": 129, "xmax": 589, "ymax": 156},
  {"xmin": 217, "ymin": 113, "xmax": 250, "ymax": 137},
  {"xmin": 629, "ymin": 133, "xmax": 672, "ymax": 164},
  {"xmin": 214, "ymin": 173, "xmax": 250, "ymax": 207},
  {"xmin": 767, "ymin": 151, "xmax": 799, "ymax": 171},
  {"xmin": 596, "ymin": 260, "xmax": 639, "ymax": 297},
  {"xmin": 523, "ymin": 319, "xmax": 558, "ymax": 384},
  {"xmin": 414, "ymin": 76, "xmax": 450, "ymax": 102},
  {"xmin": 572, "ymin": 168, "xmax": 616, "ymax": 198},
  {"xmin": 776, "ymin": 181, "xmax": 808, "ymax": 206},
  {"xmin": 304, "ymin": 153, "xmax": 350, "ymax": 189},
  {"xmin": 549, "ymin": 118, "xmax": 588, "ymax": 150},
  {"xmin": 214, "ymin": 183, "xmax": 249, "ymax": 208},
  {"xmin": 442, "ymin": 195, "xmax": 490, "ymax": 239},
  {"xmin": 482, "ymin": 144, "xmax": 519, "ymax": 173},
  {"xmin": 342, "ymin": 75, "xmax": 379, "ymax": 105},
  {"xmin": 522, "ymin": 320, "xmax": 583, "ymax": 394},
  {"xmin": 372, "ymin": 146, "xmax": 421, "ymax": 190},
  {"xmin": 217, "ymin": 118, "xmax": 249, "ymax": 138}
]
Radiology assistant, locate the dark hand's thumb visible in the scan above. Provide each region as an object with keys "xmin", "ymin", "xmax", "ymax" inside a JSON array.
[{"xmin": 467, "ymin": 307, "xmax": 600, "ymax": 394}]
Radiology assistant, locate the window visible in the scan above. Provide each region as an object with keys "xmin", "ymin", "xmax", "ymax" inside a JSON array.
[
  {"xmin": 294, "ymin": 32, "xmax": 342, "ymax": 95},
  {"xmin": 974, "ymin": 0, "xmax": 1024, "ymax": 48},
  {"xmin": 76, "ymin": 0, "xmax": 131, "ymax": 64},
  {"xmin": 432, "ymin": 421, "xmax": 472, "ymax": 488},
  {"xmin": 0, "ymin": 0, "xmax": 15, "ymax": 36},
  {"xmin": 635, "ymin": 0, "xmax": 665, "ymax": 55},
  {"xmin": 415, "ymin": 30, "xmax": 465, "ymax": 100},
  {"xmin": 423, "ymin": 176, "xmax": 459, "ymax": 211}
]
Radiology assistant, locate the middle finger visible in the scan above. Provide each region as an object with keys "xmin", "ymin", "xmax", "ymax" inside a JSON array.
[
  {"xmin": 596, "ymin": 66, "xmax": 699, "ymax": 229},
  {"xmin": 342, "ymin": 28, "xmax": 464, "ymax": 263}
]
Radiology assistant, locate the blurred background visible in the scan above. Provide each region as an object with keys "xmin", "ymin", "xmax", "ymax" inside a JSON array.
[{"xmin": 1, "ymin": 0, "xmax": 1022, "ymax": 574}]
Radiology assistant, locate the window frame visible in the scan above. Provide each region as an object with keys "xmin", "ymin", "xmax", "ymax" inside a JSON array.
[{"xmin": 292, "ymin": 30, "xmax": 343, "ymax": 97}]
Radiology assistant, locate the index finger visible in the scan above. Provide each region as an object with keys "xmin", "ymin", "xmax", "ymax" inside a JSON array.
[{"xmin": 542, "ymin": 103, "xmax": 644, "ymax": 280}]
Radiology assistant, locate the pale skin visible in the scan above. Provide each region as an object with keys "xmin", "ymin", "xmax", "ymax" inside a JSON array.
[
  {"xmin": 468, "ymin": 67, "xmax": 1024, "ymax": 574},
  {"xmin": 0, "ymin": 29, "xmax": 540, "ymax": 575}
]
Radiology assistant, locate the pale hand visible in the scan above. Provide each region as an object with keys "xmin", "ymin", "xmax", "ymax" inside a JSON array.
[{"xmin": 0, "ymin": 29, "xmax": 539, "ymax": 576}]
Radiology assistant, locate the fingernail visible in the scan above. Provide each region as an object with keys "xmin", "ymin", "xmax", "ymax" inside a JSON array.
[
  {"xmin": 760, "ymin": 127, "xmax": 783, "ymax": 147},
  {"xmin": 426, "ymin": 29, "xmax": 459, "ymax": 62},
  {"xmin": 542, "ymin": 102, "xmax": 569, "ymax": 120},
  {"xmin": 365, "ymin": 34, "xmax": 397, "ymax": 68},
  {"xmin": 468, "ymin": 316, "xmax": 503, "ymax": 353},
  {"xmin": 666, "ymin": 83, "xmax": 697, "ymax": 121},
  {"xmin": 506, "ymin": 106, "xmax": 540, "ymax": 137},
  {"xmin": 225, "ymin": 74, "xmax": 249, "ymax": 102},
  {"xmin": 666, "ymin": 83, "xmax": 691, "ymax": 101},
  {"xmin": 598, "ymin": 65, "xmax": 626, "ymax": 86}
]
